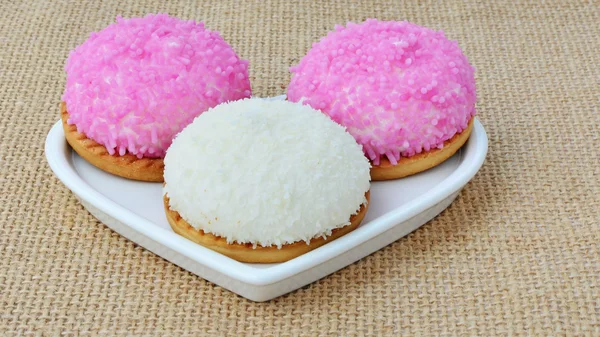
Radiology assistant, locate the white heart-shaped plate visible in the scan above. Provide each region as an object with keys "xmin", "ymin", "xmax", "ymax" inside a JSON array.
[{"xmin": 46, "ymin": 96, "xmax": 488, "ymax": 301}]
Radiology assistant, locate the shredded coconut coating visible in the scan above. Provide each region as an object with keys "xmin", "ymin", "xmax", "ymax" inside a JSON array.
[
  {"xmin": 287, "ymin": 19, "xmax": 476, "ymax": 165},
  {"xmin": 163, "ymin": 99, "xmax": 371, "ymax": 248},
  {"xmin": 63, "ymin": 13, "xmax": 252, "ymax": 158}
]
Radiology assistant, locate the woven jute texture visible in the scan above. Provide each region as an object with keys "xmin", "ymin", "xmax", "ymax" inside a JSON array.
[{"xmin": 1, "ymin": 0, "xmax": 599, "ymax": 335}]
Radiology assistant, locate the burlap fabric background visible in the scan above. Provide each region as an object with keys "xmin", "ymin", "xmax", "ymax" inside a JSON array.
[{"xmin": 1, "ymin": 0, "xmax": 599, "ymax": 335}]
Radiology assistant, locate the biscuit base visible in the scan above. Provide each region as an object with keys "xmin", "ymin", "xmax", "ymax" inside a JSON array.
[
  {"xmin": 163, "ymin": 192, "xmax": 370, "ymax": 263},
  {"xmin": 370, "ymin": 119, "xmax": 474, "ymax": 181},
  {"xmin": 61, "ymin": 102, "xmax": 164, "ymax": 182}
]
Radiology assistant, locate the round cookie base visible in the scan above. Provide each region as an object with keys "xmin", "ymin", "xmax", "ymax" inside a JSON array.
[
  {"xmin": 61, "ymin": 102, "xmax": 164, "ymax": 182},
  {"xmin": 370, "ymin": 119, "xmax": 474, "ymax": 181},
  {"xmin": 163, "ymin": 192, "xmax": 370, "ymax": 263}
]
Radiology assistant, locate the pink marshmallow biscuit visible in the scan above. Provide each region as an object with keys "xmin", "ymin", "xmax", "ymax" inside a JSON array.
[
  {"xmin": 63, "ymin": 14, "xmax": 252, "ymax": 158},
  {"xmin": 287, "ymin": 19, "xmax": 476, "ymax": 165}
]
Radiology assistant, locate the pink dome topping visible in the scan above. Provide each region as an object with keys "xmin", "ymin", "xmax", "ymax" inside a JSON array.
[
  {"xmin": 287, "ymin": 19, "xmax": 476, "ymax": 165},
  {"xmin": 63, "ymin": 13, "xmax": 252, "ymax": 158}
]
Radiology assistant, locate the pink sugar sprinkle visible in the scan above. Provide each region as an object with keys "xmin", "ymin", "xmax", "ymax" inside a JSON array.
[
  {"xmin": 287, "ymin": 19, "xmax": 476, "ymax": 165},
  {"xmin": 63, "ymin": 13, "xmax": 252, "ymax": 158}
]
